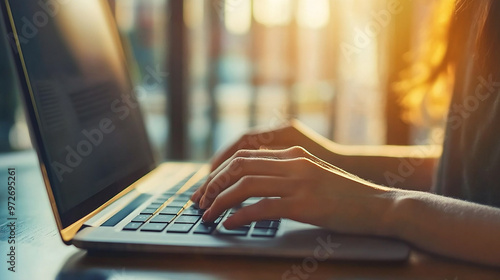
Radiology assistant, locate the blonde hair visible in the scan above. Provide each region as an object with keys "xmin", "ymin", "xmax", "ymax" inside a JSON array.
[{"xmin": 394, "ymin": 0, "xmax": 456, "ymax": 127}]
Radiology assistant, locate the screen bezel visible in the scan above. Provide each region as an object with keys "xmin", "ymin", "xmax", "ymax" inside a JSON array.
[{"xmin": 1, "ymin": 0, "xmax": 157, "ymax": 243}]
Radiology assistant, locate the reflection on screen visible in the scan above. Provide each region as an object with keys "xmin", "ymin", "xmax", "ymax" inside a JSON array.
[{"xmin": 8, "ymin": 0, "xmax": 154, "ymax": 222}]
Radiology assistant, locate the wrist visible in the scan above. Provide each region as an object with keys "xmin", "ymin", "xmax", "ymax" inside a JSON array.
[
  {"xmin": 379, "ymin": 189, "xmax": 423, "ymax": 242},
  {"xmin": 375, "ymin": 188, "xmax": 414, "ymax": 239}
]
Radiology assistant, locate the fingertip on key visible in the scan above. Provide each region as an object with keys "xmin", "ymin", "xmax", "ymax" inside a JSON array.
[
  {"xmin": 202, "ymin": 209, "xmax": 211, "ymax": 222},
  {"xmin": 222, "ymin": 218, "xmax": 236, "ymax": 230}
]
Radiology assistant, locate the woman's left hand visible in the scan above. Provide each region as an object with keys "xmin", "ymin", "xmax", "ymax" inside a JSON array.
[{"xmin": 191, "ymin": 146, "xmax": 397, "ymax": 236}]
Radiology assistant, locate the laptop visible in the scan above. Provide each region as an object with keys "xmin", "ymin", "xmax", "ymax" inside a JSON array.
[{"xmin": 1, "ymin": 0, "xmax": 410, "ymax": 261}]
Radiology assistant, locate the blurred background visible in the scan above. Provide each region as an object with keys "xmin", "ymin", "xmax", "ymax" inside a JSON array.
[{"xmin": 0, "ymin": 0, "xmax": 454, "ymax": 161}]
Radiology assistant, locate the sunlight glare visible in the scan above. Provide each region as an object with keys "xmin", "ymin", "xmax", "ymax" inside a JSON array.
[
  {"xmin": 184, "ymin": 0, "xmax": 204, "ymax": 29},
  {"xmin": 253, "ymin": 0, "xmax": 293, "ymax": 26},
  {"xmin": 225, "ymin": 0, "xmax": 252, "ymax": 34},
  {"xmin": 297, "ymin": 0, "xmax": 330, "ymax": 29}
]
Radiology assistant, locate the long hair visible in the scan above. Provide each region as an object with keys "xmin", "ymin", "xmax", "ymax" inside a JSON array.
[
  {"xmin": 396, "ymin": 0, "xmax": 500, "ymax": 127},
  {"xmin": 472, "ymin": 0, "xmax": 500, "ymax": 79}
]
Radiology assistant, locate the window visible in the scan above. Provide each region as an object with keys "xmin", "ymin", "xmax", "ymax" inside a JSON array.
[{"xmin": 0, "ymin": 0, "xmax": 452, "ymax": 158}]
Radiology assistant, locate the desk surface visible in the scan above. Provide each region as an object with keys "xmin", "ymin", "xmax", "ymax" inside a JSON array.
[{"xmin": 0, "ymin": 151, "xmax": 499, "ymax": 280}]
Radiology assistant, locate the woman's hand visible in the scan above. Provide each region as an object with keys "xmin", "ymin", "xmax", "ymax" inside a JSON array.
[
  {"xmin": 191, "ymin": 146, "xmax": 397, "ymax": 237},
  {"xmin": 209, "ymin": 120, "xmax": 334, "ymax": 171}
]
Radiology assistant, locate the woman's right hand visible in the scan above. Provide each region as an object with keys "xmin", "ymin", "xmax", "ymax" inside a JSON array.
[{"xmin": 191, "ymin": 146, "xmax": 395, "ymax": 237}]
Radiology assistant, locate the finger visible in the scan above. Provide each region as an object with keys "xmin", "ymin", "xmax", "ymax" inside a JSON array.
[
  {"xmin": 210, "ymin": 123, "xmax": 292, "ymax": 171},
  {"xmin": 201, "ymin": 176, "xmax": 295, "ymax": 221},
  {"xmin": 192, "ymin": 146, "xmax": 342, "ymax": 204},
  {"xmin": 192, "ymin": 149, "xmax": 280, "ymax": 203},
  {"xmin": 209, "ymin": 133, "xmax": 263, "ymax": 171},
  {"xmin": 199, "ymin": 157, "xmax": 297, "ymax": 208},
  {"xmin": 193, "ymin": 145, "xmax": 271, "ymax": 203},
  {"xmin": 194, "ymin": 146, "xmax": 314, "ymax": 204},
  {"xmin": 221, "ymin": 198, "xmax": 293, "ymax": 229},
  {"xmin": 191, "ymin": 184, "xmax": 205, "ymax": 204},
  {"xmin": 210, "ymin": 146, "xmax": 349, "ymax": 191},
  {"xmin": 216, "ymin": 146, "xmax": 348, "ymax": 179},
  {"xmin": 210, "ymin": 147, "xmax": 301, "ymax": 183}
]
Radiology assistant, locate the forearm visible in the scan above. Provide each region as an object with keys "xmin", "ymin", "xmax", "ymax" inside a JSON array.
[
  {"xmin": 288, "ymin": 121, "xmax": 441, "ymax": 191},
  {"xmin": 386, "ymin": 190, "xmax": 500, "ymax": 267},
  {"xmin": 326, "ymin": 144, "xmax": 441, "ymax": 191}
]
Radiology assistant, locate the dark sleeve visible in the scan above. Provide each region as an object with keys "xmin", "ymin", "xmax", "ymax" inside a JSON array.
[{"xmin": 435, "ymin": 62, "xmax": 500, "ymax": 208}]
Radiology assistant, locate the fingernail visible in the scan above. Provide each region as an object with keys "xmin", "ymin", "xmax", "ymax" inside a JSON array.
[
  {"xmin": 222, "ymin": 219, "xmax": 234, "ymax": 230},
  {"xmin": 202, "ymin": 209, "xmax": 211, "ymax": 222}
]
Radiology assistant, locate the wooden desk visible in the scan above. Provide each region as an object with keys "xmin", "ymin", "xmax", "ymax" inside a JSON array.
[{"xmin": 1, "ymin": 151, "xmax": 499, "ymax": 280}]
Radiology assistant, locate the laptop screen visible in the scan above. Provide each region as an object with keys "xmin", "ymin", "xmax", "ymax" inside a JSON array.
[{"xmin": 4, "ymin": 0, "xmax": 155, "ymax": 228}]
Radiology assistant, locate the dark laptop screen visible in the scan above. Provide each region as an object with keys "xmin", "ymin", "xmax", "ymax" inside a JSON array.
[{"xmin": 4, "ymin": 0, "xmax": 155, "ymax": 227}]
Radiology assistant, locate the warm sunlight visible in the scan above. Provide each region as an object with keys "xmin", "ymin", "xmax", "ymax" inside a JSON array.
[
  {"xmin": 115, "ymin": 0, "xmax": 135, "ymax": 32},
  {"xmin": 225, "ymin": 0, "xmax": 252, "ymax": 34},
  {"xmin": 395, "ymin": 0, "xmax": 456, "ymax": 125},
  {"xmin": 56, "ymin": 0, "xmax": 123, "ymax": 79},
  {"xmin": 253, "ymin": 0, "xmax": 293, "ymax": 26},
  {"xmin": 297, "ymin": 0, "xmax": 330, "ymax": 29},
  {"xmin": 184, "ymin": 0, "xmax": 204, "ymax": 29}
]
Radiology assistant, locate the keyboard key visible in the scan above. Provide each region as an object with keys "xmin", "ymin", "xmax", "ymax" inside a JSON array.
[
  {"xmin": 132, "ymin": 214, "xmax": 151, "ymax": 223},
  {"xmin": 140, "ymin": 222, "xmax": 168, "ymax": 232},
  {"xmin": 215, "ymin": 216, "xmax": 224, "ymax": 224},
  {"xmin": 160, "ymin": 206, "xmax": 183, "ymax": 215},
  {"xmin": 175, "ymin": 215, "xmax": 201, "ymax": 224},
  {"xmin": 150, "ymin": 214, "xmax": 176, "ymax": 223},
  {"xmin": 182, "ymin": 191, "xmax": 195, "ymax": 197},
  {"xmin": 102, "ymin": 193, "xmax": 152, "ymax": 227},
  {"xmin": 251, "ymin": 228, "xmax": 277, "ymax": 238},
  {"xmin": 123, "ymin": 222, "xmax": 143, "ymax": 231},
  {"xmin": 182, "ymin": 208, "xmax": 204, "ymax": 215},
  {"xmin": 153, "ymin": 198, "xmax": 167, "ymax": 204},
  {"xmin": 167, "ymin": 201, "xmax": 188, "ymax": 207},
  {"xmin": 149, "ymin": 203, "xmax": 163, "ymax": 209},
  {"xmin": 173, "ymin": 196, "xmax": 189, "ymax": 201},
  {"xmin": 140, "ymin": 208, "xmax": 158, "ymax": 215},
  {"xmin": 217, "ymin": 226, "xmax": 250, "ymax": 236},
  {"xmin": 202, "ymin": 214, "xmax": 224, "ymax": 225},
  {"xmin": 167, "ymin": 223, "xmax": 194, "ymax": 233},
  {"xmin": 177, "ymin": 193, "xmax": 192, "ymax": 198},
  {"xmin": 191, "ymin": 203, "xmax": 201, "ymax": 210},
  {"xmin": 193, "ymin": 224, "xmax": 216, "ymax": 234},
  {"xmin": 159, "ymin": 194, "xmax": 174, "ymax": 200},
  {"xmin": 255, "ymin": 220, "xmax": 280, "ymax": 229},
  {"xmin": 163, "ymin": 191, "xmax": 178, "ymax": 196}
]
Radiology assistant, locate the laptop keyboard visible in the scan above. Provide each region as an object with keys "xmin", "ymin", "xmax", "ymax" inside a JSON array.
[{"xmin": 116, "ymin": 175, "xmax": 281, "ymax": 238}]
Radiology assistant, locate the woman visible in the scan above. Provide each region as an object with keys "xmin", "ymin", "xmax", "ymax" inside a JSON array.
[{"xmin": 191, "ymin": 0, "xmax": 500, "ymax": 267}]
